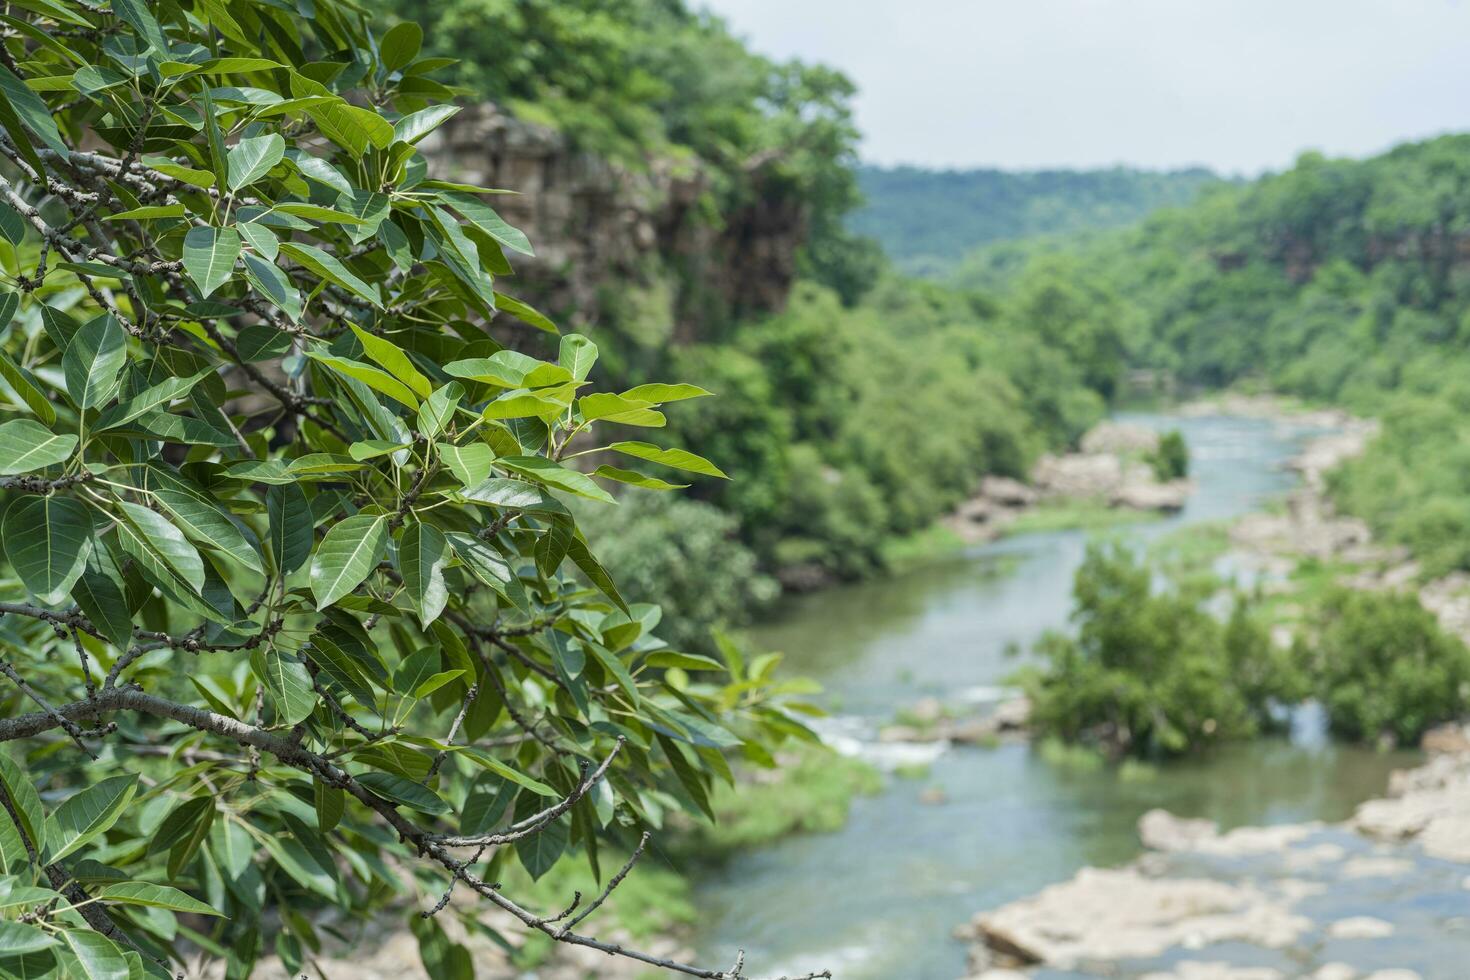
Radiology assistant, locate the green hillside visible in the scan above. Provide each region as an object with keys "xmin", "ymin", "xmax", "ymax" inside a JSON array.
[
  {"xmin": 851, "ymin": 164, "xmax": 1226, "ymax": 274},
  {"xmin": 982, "ymin": 135, "xmax": 1470, "ymax": 574}
]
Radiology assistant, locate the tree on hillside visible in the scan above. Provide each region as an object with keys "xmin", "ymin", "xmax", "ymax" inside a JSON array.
[{"xmin": 0, "ymin": 2, "xmax": 823, "ymax": 977}]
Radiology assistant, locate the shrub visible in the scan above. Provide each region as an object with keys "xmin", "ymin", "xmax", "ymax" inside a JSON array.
[
  {"xmin": 1149, "ymin": 429, "xmax": 1190, "ymax": 481},
  {"xmin": 0, "ymin": 3, "xmax": 819, "ymax": 977},
  {"xmin": 1303, "ymin": 589, "xmax": 1470, "ymax": 745},
  {"xmin": 1021, "ymin": 543, "xmax": 1292, "ymax": 758}
]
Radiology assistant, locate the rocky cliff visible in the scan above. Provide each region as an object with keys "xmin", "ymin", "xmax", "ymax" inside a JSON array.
[{"xmin": 419, "ymin": 103, "xmax": 806, "ymax": 343}]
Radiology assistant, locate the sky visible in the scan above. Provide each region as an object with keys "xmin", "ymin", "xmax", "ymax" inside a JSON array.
[{"xmin": 699, "ymin": 0, "xmax": 1470, "ymax": 175}]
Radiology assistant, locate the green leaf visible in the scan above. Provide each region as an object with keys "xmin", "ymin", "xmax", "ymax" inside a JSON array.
[
  {"xmin": 143, "ymin": 159, "xmax": 215, "ymax": 188},
  {"xmin": 439, "ymin": 443, "xmax": 494, "ymax": 489},
  {"xmin": 559, "ymin": 335, "xmax": 598, "ymax": 381},
  {"xmin": 62, "ymin": 313, "xmax": 126, "ymax": 413},
  {"xmin": 279, "ymin": 242, "xmax": 381, "ymax": 308},
  {"xmin": 71, "ymin": 554, "xmax": 133, "ymax": 649},
  {"xmin": 493, "ymin": 292, "xmax": 558, "ymax": 335},
  {"xmin": 380, "ymin": 22, "xmax": 423, "ymax": 71},
  {"xmin": 241, "ymin": 252, "xmax": 302, "ymax": 322},
  {"xmin": 267, "ymin": 483, "xmax": 313, "ymax": 576},
  {"xmin": 115, "ymin": 502, "xmax": 205, "ymax": 594},
  {"xmin": 0, "ymin": 205, "xmax": 23, "ymax": 246},
  {"xmin": 566, "ymin": 536, "xmax": 627, "ymax": 612},
  {"xmin": 152, "ymin": 490, "xmax": 263, "ymax": 574},
  {"xmin": 45, "ymin": 775, "xmax": 138, "ymax": 863},
  {"xmin": 0, "ymin": 883, "xmax": 60, "ymax": 912},
  {"xmin": 460, "ymin": 771, "xmax": 514, "ymax": 835},
  {"xmin": 444, "ymin": 352, "xmax": 571, "ymax": 388},
  {"xmin": 314, "ymin": 778, "xmax": 344, "ymax": 834},
  {"xmin": 308, "ymin": 352, "xmax": 419, "ymax": 409},
  {"xmin": 253, "ymin": 649, "xmax": 316, "ymax": 726},
  {"xmin": 306, "ymin": 100, "xmax": 394, "ymax": 156},
  {"xmin": 0, "ymin": 921, "xmax": 55, "ymax": 956},
  {"xmin": 271, "ymin": 202, "xmax": 364, "ymax": 225},
  {"xmin": 0, "ymin": 419, "xmax": 76, "ymax": 475},
  {"xmin": 644, "ymin": 652, "xmax": 726, "ymax": 671},
  {"xmin": 0, "ymin": 63, "xmax": 67, "ymax": 162},
  {"xmin": 226, "ymin": 133, "xmax": 285, "ymax": 190},
  {"xmin": 398, "ymin": 522, "xmax": 449, "ymax": 628},
  {"xmin": 305, "ymin": 631, "xmax": 376, "ymax": 706},
  {"xmin": 392, "ymin": 104, "xmax": 459, "ymax": 144},
  {"xmin": 413, "ymin": 669, "xmax": 464, "ymax": 698},
  {"xmin": 445, "ymin": 192, "xmax": 533, "ymax": 256},
  {"xmin": 620, "ymin": 383, "xmax": 714, "ymax": 403},
  {"xmin": 309, "ymin": 513, "xmax": 388, "ymax": 609},
  {"xmin": 112, "ymin": 0, "xmax": 170, "ymax": 55},
  {"xmin": 0, "ymin": 349, "xmax": 56, "ymax": 424},
  {"xmin": 498, "ymin": 456, "xmax": 615, "ymax": 503},
  {"xmin": 98, "ymin": 882, "xmax": 222, "ymax": 917},
  {"xmin": 94, "ymin": 373, "xmax": 207, "ymax": 431},
  {"xmin": 591, "ymin": 465, "xmax": 687, "ymax": 491},
  {"xmin": 605, "ymin": 441, "xmax": 729, "ymax": 479},
  {"xmin": 61, "ymin": 927, "xmax": 129, "ymax": 980},
  {"xmin": 514, "ymin": 804, "xmax": 566, "ymax": 880},
  {"xmin": 458, "ymin": 751, "xmax": 559, "ymax": 797},
  {"xmin": 418, "ymin": 383, "xmax": 462, "ymax": 440},
  {"xmin": 349, "ymin": 325, "xmax": 431, "ymax": 398},
  {"xmin": 102, "ymin": 204, "xmax": 186, "ymax": 222},
  {"xmin": 2, "ymin": 496, "xmax": 92, "ymax": 604},
  {"xmin": 356, "ymin": 772, "xmax": 449, "ymax": 815},
  {"xmin": 238, "ymin": 221, "xmax": 279, "ymax": 261},
  {"xmin": 578, "ymin": 393, "xmax": 662, "ymax": 425},
  {"xmin": 0, "ymin": 753, "xmax": 46, "ymax": 858},
  {"xmin": 182, "ymin": 226, "xmax": 242, "ymax": 299}
]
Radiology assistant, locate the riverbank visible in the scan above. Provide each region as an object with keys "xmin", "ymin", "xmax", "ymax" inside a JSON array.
[
  {"xmin": 954, "ymin": 395, "xmax": 1470, "ymax": 979},
  {"xmin": 938, "ymin": 420, "xmax": 1192, "ymax": 548}
]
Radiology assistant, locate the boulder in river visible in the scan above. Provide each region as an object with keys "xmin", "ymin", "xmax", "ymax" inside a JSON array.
[{"xmin": 960, "ymin": 867, "xmax": 1310, "ymax": 969}]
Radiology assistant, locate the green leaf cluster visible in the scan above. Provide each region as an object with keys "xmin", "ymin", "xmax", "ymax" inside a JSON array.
[{"xmin": 0, "ymin": 3, "xmax": 817, "ymax": 976}]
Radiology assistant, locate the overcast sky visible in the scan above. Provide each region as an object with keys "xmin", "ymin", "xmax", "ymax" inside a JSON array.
[{"xmin": 699, "ymin": 0, "xmax": 1470, "ymax": 175}]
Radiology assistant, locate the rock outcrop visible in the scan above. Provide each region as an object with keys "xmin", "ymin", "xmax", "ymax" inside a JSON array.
[
  {"xmin": 945, "ymin": 421, "xmax": 1193, "ymax": 544},
  {"xmin": 420, "ymin": 103, "xmax": 805, "ymax": 339}
]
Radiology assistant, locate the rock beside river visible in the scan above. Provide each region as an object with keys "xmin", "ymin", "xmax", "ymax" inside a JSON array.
[
  {"xmin": 959, "ymin": 868, "xmax": 1310, "ymax": 970},
  {"xmin": 959, "ymin": 748, "xmax": 1470, "ymax": 979},
  {"xmin": 945, "ymin": 421, "xmax": 1193, "ymax": 544}
]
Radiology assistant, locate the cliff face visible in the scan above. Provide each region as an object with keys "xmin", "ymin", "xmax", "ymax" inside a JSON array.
[{"xmin": 420, "ymin": 103, "xmax": 805, "ymax": 341}]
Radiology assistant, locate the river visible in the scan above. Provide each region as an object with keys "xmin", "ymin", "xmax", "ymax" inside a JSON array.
[{"xmin": 690, "ymin": 411, "xmax": 1419, "ymax": 980}]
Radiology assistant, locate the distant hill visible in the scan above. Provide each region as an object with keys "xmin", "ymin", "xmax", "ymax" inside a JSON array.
[{"xmin": 850, "ymin": 164, "xmax": 1227, "ymax": 275}]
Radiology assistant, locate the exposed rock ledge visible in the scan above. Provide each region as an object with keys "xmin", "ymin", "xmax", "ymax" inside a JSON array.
[
  {"xmin": 957, "ymin": 745, "xmax": 1470, "ymax": 980},
  {"xmin": 946, "ymin": 421, "xmax": 1192, "ymax": 544}
]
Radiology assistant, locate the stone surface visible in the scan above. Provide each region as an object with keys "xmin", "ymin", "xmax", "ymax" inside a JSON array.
[
  {"xmin": 1140, "ymin": 963, "xmax": 1285, "ymax": 980},
  {"xmin": 420, "ymin": 103, "xmax": 804, "ymax": 339},
  {"xmin": 1080, "ymin": 420, "xmax": 1162, "ymax": 455},
  {"xmin": 1353, "ymin": 753, "xmax": 1470, "ymax": 862},
  {"xmin": 967, "ymin": 868, "xmax": 1309, "ymax": 969},
  {"xmin": 1327, "ymin": 916, "xmax": 1395, "ymax": 939}
]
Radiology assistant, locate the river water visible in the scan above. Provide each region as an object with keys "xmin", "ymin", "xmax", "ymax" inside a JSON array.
[{"xmin": 691, "ymin": 412, "xmax": 1418, "ymax": 980}]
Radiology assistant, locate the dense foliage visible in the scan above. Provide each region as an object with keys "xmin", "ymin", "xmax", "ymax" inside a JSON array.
[
  {"xmin": 1299, "ymin": 589, "xmax": 1470, "ymax": 745},
  {"xmin": 659, "ymin": 280, "xmax": 1106, "ymax": 589},
  {"xmin": 0, "ymin": 3, "xmax": 825, "ymax": 978},
  {"xmin": 1020, "ymin": 544, "xmax": 1291, "ymax": 759},
  {"xmin": 852, "ymin": 164, "xmax": 1224, "ymax": 276}
]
